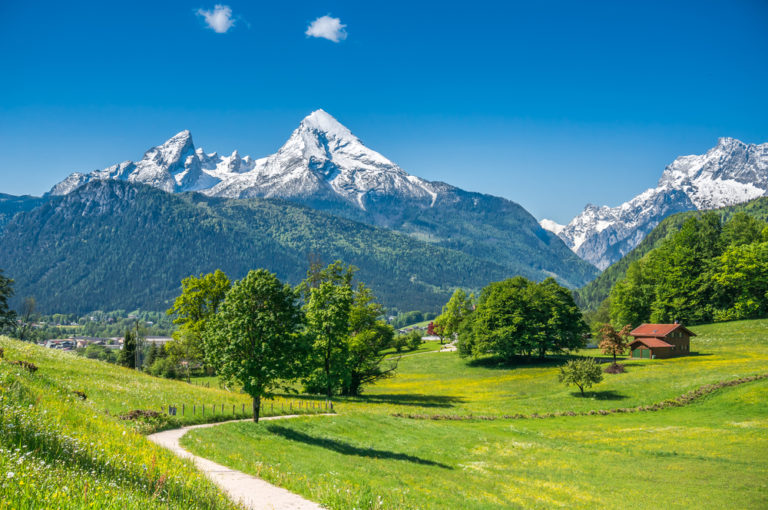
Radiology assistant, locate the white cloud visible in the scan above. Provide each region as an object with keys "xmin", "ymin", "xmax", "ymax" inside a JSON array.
[
  {"xmin": 197, "ymin": 5, "xmax": 235, "ymax": 33},
  {"xmin": 305, "ymin": 15, "xmax": 347, "ymax": 42}
]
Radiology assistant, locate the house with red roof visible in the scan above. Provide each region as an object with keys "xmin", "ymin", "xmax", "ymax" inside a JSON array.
[{"xmin": 629, "ymin": 323, "xmax": 696, "ymax": 359}]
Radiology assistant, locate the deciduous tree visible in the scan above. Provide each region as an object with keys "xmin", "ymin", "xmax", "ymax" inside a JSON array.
[
  {"xmin": 558, "ymin": 358, "xmax": 603, "ymax": 396},
  {"xmin": 342, "ymin": 284, "xmax": 396, "ymax": 395},
  {"xmin": 167, "ymin": 270, "xmax": 231, "ymax": 375},
  {"xmin": 598, "ymin": 323, "xmax": 632, "ymax": 364},
  {"xmin": 436, "ymin": 289, "xmax": 474, "ymax": 343},
  {"xmin": 302, "ymin": 261, "xmax": 355, "ymax": 399},
  {"xmin": 203, "ymin": 269, "xmax": 304, "ymax": 422},
  {"xmin": 459, "ymin": 277, "xmax": 587, "ymax": 361}
]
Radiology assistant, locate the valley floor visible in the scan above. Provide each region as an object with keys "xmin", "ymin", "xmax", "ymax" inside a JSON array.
[
  {"xmin": 1, "ymin": 319, "xmax": 766, "ymax": 509},
  {"xmin": 182, "ymin": 319, "xmax": 768, "ymax": 509}
]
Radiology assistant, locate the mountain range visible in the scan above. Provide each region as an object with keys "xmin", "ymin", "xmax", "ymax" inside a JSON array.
[
  {"xmin": 47, "ymin": 110, "xmax": 598, "ymax": 290},
  {"xmin": 541, "ymin": 137, "xmax": 768, "ymax": 269},
  {"xmin": 0, "ymin": 111, "xmax": 601, "ymax": 313}
]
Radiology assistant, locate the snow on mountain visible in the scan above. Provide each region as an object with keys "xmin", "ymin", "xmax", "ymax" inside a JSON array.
[
  {"xmin": 49, "ymin": 110, "xmax": 441, "ymax": 210},
  {"xmin": 538, "ymin": 219, "xmax": 565, "ymax": 235},
  {"xmin": 542, "ymin": 137, "xmax": 768, "ymax": 270}
]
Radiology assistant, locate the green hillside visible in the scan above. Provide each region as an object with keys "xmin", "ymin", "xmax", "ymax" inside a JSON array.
[
  {"xmin": 0, "ymin": 337, "xmax": 228, "ymax": 509},
  {"xmin": 0, "ymin": 334, "xmax": 329, "ymax": 508},
  {"xmin": 0, "ymin": 180, "xmax": 516, "ymax": 314},
  {"xmin": 576, "ymin": 196, "xmax": 768, "ymax": 311}
]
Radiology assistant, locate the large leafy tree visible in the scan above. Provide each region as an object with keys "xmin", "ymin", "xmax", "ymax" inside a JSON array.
[
  {"xmin": 435, "ymin": 289, "xmax": 474, "ymax": 344},
  {"xmin": 0, "ymin": 270, "xmax": 16, "ymax": 332},
  {"xmin": 167, "ymin": 270, "xmax": 231, "ymax": 377},
  {"xmin": 203, "ymin": 269, "xmax": 304, "ymax": 422},
  {"xmin": 342, "ymin": 284, "xmax": 396, "ymax": 396},
  {"xmin": 712, "ymin": 241, "xmax": 768, "ymax": 321},
  {"xmin": 302, "ymin": 261, "xmax": 355, "ymax": 399},
  {"xmin": 459, "ymin": 277, "xmax": 587, "ymax": 361}
]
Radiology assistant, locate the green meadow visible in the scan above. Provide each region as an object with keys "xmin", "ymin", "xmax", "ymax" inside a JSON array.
[
  {"xmin": 182, "ymin": 319, "xmax": 768, "ymax": 509},
  {"xmin": 0, "ymin": 336, "xmax": 323, "ymax": 509}
]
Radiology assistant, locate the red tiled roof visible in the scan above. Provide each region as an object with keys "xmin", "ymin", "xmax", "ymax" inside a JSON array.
[
  {"xmin": 629, "ymin": 323, "xmax": 696, "ymax": 338},
  {"xmin": 629, "ymin": 337, "xmax": 673, "ymax": 348}
]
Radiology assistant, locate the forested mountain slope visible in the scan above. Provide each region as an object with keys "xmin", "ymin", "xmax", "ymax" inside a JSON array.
[
  {"xmin": 576, "ymin": 197, "xmax": 768, "ymax": 311},
  {"xmin": 0, "ymin": 180, "xmax": 514, "ymax": 313}
]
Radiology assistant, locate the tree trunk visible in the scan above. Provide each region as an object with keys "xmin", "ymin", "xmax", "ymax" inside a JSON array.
[
  {"xmin": 578, "ymin": 384, "xmax": 584, "ymax": 396},
  {"xmin": 325, "ymin": 338, "xmax": 332, "ymax": 400},
  {"xmin": 252, "ymin": 395, "xmax": 260, "ymax": 423}
]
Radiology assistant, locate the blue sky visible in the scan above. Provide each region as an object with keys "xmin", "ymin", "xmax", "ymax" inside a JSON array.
[{"xmin": 1, "ymin": 1, "xmax": 766, "ymax": 222}]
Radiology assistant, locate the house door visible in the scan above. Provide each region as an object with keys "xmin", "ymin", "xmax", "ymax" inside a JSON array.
[{"xmin": 642, "ymin": 349, "xmax": 651, "ymax": 359}]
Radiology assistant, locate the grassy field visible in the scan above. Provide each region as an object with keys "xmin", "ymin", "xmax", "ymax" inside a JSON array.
[
  {"xmin": 0, "ymin": 339, "xmax": 328, "ymax": 433},
  {"xmin": 183, "ymin": 319, "xmax": 768, "ymax": 509},
  {"xmin": 0, "ymin": 337, "xmax": 241, "ymax": 509},
  {"xmin": 0, "ymin": 337, "xmax": 329, "ymax": 509}
]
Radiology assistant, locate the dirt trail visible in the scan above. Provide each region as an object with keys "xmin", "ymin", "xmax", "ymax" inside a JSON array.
[{"xmin": 148, "ymin": 414, "xmax": 333, "ymax": 510}]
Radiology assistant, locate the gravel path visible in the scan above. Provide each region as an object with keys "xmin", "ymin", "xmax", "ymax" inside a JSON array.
[{"xmin": 148, "ymin": 415, "xmax": 332, "ymax": 510}]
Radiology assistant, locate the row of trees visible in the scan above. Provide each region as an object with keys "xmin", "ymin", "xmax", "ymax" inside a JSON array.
[
  {"xmin": 610, "ymin": 213, "xmax": 768, "ymax": 326},
  {"xmin": 167, "ymin": 262, "xmax": 397, "ymax": 421}
]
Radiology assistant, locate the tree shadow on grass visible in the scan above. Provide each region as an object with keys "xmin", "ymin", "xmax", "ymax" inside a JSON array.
[
  {"xmin": 265, "ymin": 425, "xmax": 453, "ymax": 469},
  {"xmin": 346, "ymin": 393, "xmax": 465, "ymax": 408},
  {"xmin": 467, "ymin": 354, "xmax": 613, "ymax": 370},
  {"xmin": 570, "ymin": 390, "xmax": 628, "ymax": 400}
]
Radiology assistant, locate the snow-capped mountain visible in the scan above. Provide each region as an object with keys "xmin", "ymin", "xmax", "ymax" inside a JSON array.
[
  {"xmin": 541, "ymin": 137, "xmax": 768, "ymax": 270},
  {"xmin": 50, "ymin": 109, "xmax": 440, "ymax": 210},
  {"xmin": 49, "ymin": 109, "xmax": 600, "ymax": 288}
]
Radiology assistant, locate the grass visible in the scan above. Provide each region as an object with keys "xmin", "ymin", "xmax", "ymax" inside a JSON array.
[
  {"xmin": 0, "ymin": 339, "xmax": 239, "ymax": 509},
  {"xmin": 333, "ymin": 319, "xmax": 768, "ymax": 417},
  {"xmin": 0, "ymin": 336, "xmax": 331, "ymax": 509},
  {"xmin": 0, "ymin": 338, "xmax": 329, "ymax": 434},
  {"xmin": 183, "ymin": 319, "xmax": 768, "ymax": 509}
]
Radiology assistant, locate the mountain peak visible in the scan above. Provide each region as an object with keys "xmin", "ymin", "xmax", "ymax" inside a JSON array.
[{"xmin": 299, "ymin": 109, "xmax": 355, "ymax": 140}]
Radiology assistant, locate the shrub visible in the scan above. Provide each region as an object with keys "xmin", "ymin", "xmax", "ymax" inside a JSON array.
[
  {"xmin": 392, "ymin": 335, "xmax": 408, "ymax": 353},
  {"xmin": 10, "ymin": 360, "xmax": 38, "ymax": 373},
  {"xmin": 604, "ymin": 362, "xmax": 626, "ymax": 374},
  {"xmin": 406, "ymin": 330, "xmax": 423, "ymax": 351}
]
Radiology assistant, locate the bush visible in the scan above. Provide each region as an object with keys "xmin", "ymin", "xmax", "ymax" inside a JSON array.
[
  {"xmin": 9, "ymin": 360, "xmax": 38, "ymax": 373},
  {"xmin": 406, "ymin": 330, "xmax": 423, "ymax": 351},
  {"xmin": 604, "ymin": 362, "xmax": 626, "ymax": 374},
  {"xmin": 392, "ymin": 335, "xmax": 409, "ymax": 353},
  {"xmin": 147, "ymin": 357, "xmax": 178, "ymax": 379}
]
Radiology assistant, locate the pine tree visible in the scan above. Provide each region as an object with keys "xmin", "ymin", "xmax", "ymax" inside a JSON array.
[{"xmin": 118, "ymin": 329, "xmax": 136, "ymax": 369}]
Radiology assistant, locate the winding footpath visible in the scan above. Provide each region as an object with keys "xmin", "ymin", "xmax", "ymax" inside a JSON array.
[{"xmin": 148, "ymin": 415, "xmax": 332, "ymax": 510}]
